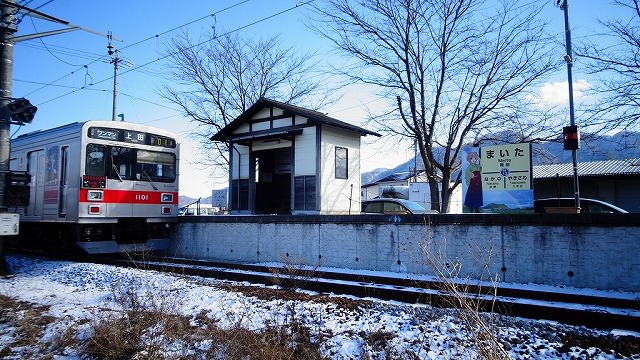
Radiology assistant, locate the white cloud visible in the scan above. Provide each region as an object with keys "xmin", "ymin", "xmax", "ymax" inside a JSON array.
[{"xmin": 531, "ymin": 79, "xmax": 593, "ymax": 107}]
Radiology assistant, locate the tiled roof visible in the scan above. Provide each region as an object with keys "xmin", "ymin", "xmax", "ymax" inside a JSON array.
[
  {"xmin": 533, "ymin": 158, "xmax": 640, "ymax": 179},
  {"xmin": 375, "ymin": 171, "xmax": 417, "ymax": 183},
  {"xmin": 211, "ymin": 97, "xmax": 381, "ymax": 141}
]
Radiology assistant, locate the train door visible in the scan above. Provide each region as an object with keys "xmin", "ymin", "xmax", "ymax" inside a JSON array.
[
  {"xmin": 107, "ymin": 146, "xmax": 135, "ymax": 217},
  {"xmin": 132, "ymin": 150, "xmax": 176, "ymax": 216},
  {"xmin": 42, "ymin": 146, "xmax": 61, "ymax": 219},
  {"xmin": 58, "ymin": 146, "xmax": 69, "ymax": 218},
  {"xmin": 27, "ymin": 150, "xmax": 45, "ymax": 217}
]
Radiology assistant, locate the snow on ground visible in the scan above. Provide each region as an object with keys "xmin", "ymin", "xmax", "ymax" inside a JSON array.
[{"xmin": 0, "ymin": 254, "xmax": 639, "ymax": 359}]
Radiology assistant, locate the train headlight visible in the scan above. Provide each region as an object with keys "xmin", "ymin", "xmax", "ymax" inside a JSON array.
[
  {"xmin": 87, "ymin": 190, "xmax": 104, "ymax": 201},
  {"xmin": 161, "ymin": 193, "xmax": 173, "ymax": 203},
  {"xmin": 83, "ymin": 227, "xmax": 93, "ymax": 237}
]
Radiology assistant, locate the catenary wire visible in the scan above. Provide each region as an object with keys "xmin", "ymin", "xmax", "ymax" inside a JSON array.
[
  {"xmin": 18, "ymin": 0, "xmax": 251, "ymax": 99},
  {"xmin": 34, "ymin": 0, "xmax": 314, "ymax": 107}
]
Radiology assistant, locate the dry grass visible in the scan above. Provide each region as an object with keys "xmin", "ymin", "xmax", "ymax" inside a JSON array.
[
  {"xmin": 80, "ymin": 266, "xmax": 327, "ymax": 360},
  {"xmin": 420, "ymin": 223, "xmax": 511, "ymax": 360},
  {"xmin": 0, "ymin": 294, "xmax": 74, "ymax": 359},
  {"xmin": 85, "ymin": 306, "xmax": 326, "ymax": 359}
]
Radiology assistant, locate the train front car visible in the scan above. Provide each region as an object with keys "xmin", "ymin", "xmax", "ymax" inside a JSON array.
[
  {"xmin": 9, "ymin": 120, "xmax": 180, "ymax": 254},
  {"xmin": 78, "ymin": 121, "xmax": 179, "ymax": 253}
]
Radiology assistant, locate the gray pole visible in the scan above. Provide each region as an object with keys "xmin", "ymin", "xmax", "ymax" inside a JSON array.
[
  {"xmin": 108, "ymin": 40, "xmax": 119, "ymax": 122},
  {"xmin": 560, "ymin": 0, "xmax": 580, "ymax": 209},
  {"xmin": 0, "ymin": 0, "xmax": 16, "ymax": 209},
  {"xmin": 111, "ymin": 56, "xmax": 118, "ymax": 121},
  {"xmin": 0, "ymin": 0, "xmax": 15, "ymax": 275}
]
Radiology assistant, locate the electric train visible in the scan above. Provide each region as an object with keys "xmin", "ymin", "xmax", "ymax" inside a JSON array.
[{"xmin": 7, "ymin": 120, "xmax": 180, "ymax": 254}]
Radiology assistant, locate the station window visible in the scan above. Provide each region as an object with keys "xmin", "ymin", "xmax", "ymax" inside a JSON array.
[
  {"xmin": 335, "ymin": 147, "xmax": 348, "ymax": 179},
  {"xmin": 294, "ymin": 175, "xmax": 316, "ymax": 210},
  {"xmin": 231, "ymin": 179, "xmax": 249, "ymax": 211}
]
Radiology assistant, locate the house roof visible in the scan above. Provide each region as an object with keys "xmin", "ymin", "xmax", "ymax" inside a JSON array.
[
  {"xmin": 375, "ymin": 171, "xmax": 416, "ymax": 183},
  {"xmin": 533, "ymin": 158, "xmax": 640, "ymax": 179},
  {"xmin": 210, "ymin": 97, "xmax": 381, "ymax": 141},
  {"xmin": 362, "ymin": 170, "xmax": 427, "ymax": 187}
]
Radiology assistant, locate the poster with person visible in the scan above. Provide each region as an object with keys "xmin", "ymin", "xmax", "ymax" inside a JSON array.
[{"xmin": 462, "ymin": 144, "xmax": 533, "ymax": 213}]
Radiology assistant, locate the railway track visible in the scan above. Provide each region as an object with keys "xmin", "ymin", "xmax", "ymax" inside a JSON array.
[{"xmin": 91, "ymin": 255, "xmax": 640, "ymax": 332}]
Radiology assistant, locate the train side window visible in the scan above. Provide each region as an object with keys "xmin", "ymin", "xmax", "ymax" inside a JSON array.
[{"xmin": 85, "ymin": 144, "xmax": 107, "ymax": 176}]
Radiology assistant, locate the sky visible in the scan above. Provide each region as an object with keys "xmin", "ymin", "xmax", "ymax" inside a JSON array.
[{"xmin": 7, "ymin": 0, "xmax": 632, "ymax": 198}]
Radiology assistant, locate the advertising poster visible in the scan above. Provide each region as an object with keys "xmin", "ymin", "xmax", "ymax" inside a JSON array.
[
  {"xmin": 462, "ymin": 143, "xmax": 533, "ymax": 213},
  {"xmin": 212, "ymin": 189, "xmax": 228, "ymax": 209}
]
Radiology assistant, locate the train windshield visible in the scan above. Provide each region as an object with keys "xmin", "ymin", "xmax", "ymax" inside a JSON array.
[
  {"xmin": 85, "ymin": 144, "xmax": 176, "ymax": 183},
  {"xmin": 136, "ymin": 150, "xmax": 176, "ymax": 182}
]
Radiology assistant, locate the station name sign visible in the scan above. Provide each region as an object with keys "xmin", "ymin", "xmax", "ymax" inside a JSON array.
[{"xmin": 462, "ymin": 143, "xmax": 533, "ymax": 213}]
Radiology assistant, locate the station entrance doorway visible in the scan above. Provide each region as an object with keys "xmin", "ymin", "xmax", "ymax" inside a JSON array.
[{"xmin": 254, "ymin": 147, "xmax": 292, "ymax": 214}]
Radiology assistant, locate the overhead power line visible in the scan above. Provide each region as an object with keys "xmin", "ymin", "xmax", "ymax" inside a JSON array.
[
  {"xmin": 18, "ymin": 0, "xmax": 251, "ymax": 100},
  {"xmin": 32, "ymin": 0, "xmax": 315, "ymax": 107}
]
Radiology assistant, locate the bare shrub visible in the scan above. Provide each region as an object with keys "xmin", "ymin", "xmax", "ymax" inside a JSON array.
[
  {"xmin": 269, "ymin": 255, "xmax": 323, "ymax": 291},
  {"xmin": 81, "ymin": 260, "xmax": 326, "ymax": 359},
  {"xmin": 82, "ymin": 264, "xmax": 185, "ymax": 359},
  {"xmin": 420, "ymin": 224, "xmax": 511, "ymax": 360}
]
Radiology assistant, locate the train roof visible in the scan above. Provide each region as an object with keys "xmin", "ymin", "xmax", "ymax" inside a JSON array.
[{"xmin": 14, "ymin": 120, "xmax": 178, "ymax": 140}]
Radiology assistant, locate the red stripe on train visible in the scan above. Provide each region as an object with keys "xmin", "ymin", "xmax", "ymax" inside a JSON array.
[{"xmin": 79, "ymin": 189, "xmax": 179, "ymax": 204}]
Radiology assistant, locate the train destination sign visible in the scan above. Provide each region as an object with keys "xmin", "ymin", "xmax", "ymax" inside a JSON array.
[
  {"xmin": 88, "ymin": 127, "xmax": 176, "ymax": 148},
  {"xmin": 89, "ymin": 127, "xmax": 119, "ymax": 141}
]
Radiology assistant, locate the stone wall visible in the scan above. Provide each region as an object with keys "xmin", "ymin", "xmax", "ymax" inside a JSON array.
[{"xmin": 169, "ymin": 214, "xmax": 640, "ymax": 291}]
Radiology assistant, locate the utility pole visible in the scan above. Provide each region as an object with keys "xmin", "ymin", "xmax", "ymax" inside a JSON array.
[
  {"xmin": 0, "ymin": 1, "xmax": 120, "ymax": 275},
  {"xmin": 558, "ymin": 0, "xmax": 581, "ymax": 210},
  {"xmin": 0, "ymin": 0, "xmax": 17, "ymax": 276},
  {"xmin": 108, "ymin": 33, "xmax": 120, "ymax": 121},
  {"xmin": 0, "ymin": 0, "xmax": 16, "ymax": 210}
]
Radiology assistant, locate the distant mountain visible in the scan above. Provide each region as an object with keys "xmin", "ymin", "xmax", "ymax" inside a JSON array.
[
  {"xmin": 532, "ymin": 131, "xmax": 640, "ymax": 164},
  {"xmin": 362, "ymin": 132, "xmax": 640, "ymax": 184},
  {"xmin": 180, "ymin": 132, "xmax": 640, "ymax": 202}
]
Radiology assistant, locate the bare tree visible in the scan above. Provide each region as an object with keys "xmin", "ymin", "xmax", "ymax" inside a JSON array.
[
  {"xmin": 311, "ymin": 0, "xmax": 559, "ymax": 212},
  {"xmin": 576, "ymin": 0, "xmax": 640, "ymax": 133},
  {"xmin": 162, "ymin": 31, "xmax": 332, "ymax": 177}
]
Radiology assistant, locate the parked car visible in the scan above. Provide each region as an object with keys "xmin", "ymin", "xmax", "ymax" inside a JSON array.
[
  {"xmin": 534, "ymin": 198, "xmax": 628, "ymax": 214},
  {"xmin": 361, "ymin": 198, "xmax": 438, "ymax": 215}
]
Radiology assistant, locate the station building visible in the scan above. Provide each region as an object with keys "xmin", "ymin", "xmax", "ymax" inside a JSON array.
[{"xmin": 211, "ymin": 98, "xmax": 380, "ymax": 215}]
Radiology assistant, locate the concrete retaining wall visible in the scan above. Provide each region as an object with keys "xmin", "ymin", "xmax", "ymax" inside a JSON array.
[{"xmin": 169, "ymin": 214, "xmax": 640, "ymax": 292}]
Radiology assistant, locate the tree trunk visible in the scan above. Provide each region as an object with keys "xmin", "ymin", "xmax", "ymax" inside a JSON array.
[{"xmin": 428, "ymin": 177, "xmax": 440, "ymax": 212}]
